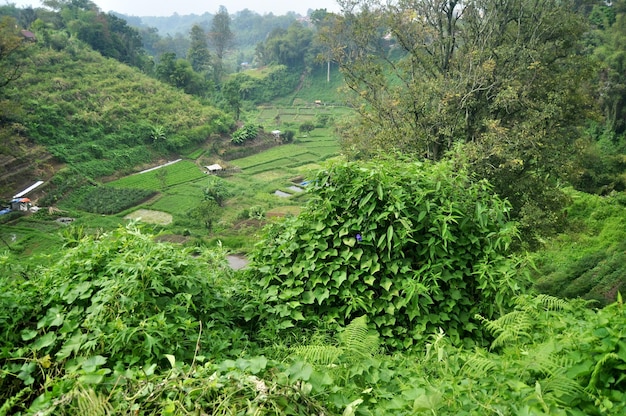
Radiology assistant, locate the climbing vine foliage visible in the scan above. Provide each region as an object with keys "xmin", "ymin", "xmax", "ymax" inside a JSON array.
[{"xmin": 248, "ymin": 159, "xmax": 528, "ymax": 348}]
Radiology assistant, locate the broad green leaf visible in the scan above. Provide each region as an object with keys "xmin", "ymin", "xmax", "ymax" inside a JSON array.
[
  {"xmin": 18, "ymin": 362, "xmax": 36, "ymax": 385},
  {"xmin": 314, "ymin": 287, "xmax": 330, "ymax": 304},
  {"xmin": 387, "ymin": 224, "xmax": 394, "ymax": 249},
  {"xmin": 412, "ymin": 389, "xmax": 443, "ymax": 412},
  {"xmin": 56, "ymin": 332, "xmax": 86, "ymax": 360},
  {"xmin": 343, "ymin": 398, "xmax": 364, "ymax": 416},
  {"xmin": 343, "ymin": 237, "xmax": 356, "ymax": 247},
  {"xmin": 247, "ymin": 356, "xmax": 268, "ymax": 374},
  {"xmin": 37, "ymin": 307, "xmax": 64, "ymax": 329},
  {"xmin": 21, "ymin": 329, "xmax": 38, "ymax": 341},
  {"xmin": 81, "ymin": 355, "xmax": 107, "ymax": 372},
  {"xmin": 402, "ymin": 387, "xmax": 427, "ymax": 400},
  {"xmin": 314, "ymin": 222, "xmax": 325, "ymax": 231},
  {"xmin": 332, "ymin": 269, "xmax": 347, "ymax": 286},
  {"xmin": 78, "ymin": 368, "xmax": 110, "ymax": 385},
  {"xmin": 359, "ymin": 191, "xmax": 374, "ymax": 208},
  {"xmin": 32, "ymin": 332, "xmax": 57, "ymax": 351},
  {"xmin": 302, "ymin": 291, "xmax": 315, "ymax": 304},
  {"xmin": 291, "ymin": 310, "xmax": 305, "ymax": 321},
  {"xmin": 287, "ymin": 361, "xmax": 313, "ymax": 381},
  {"xmin": 165, "ymin": 354, "xmax": 176, "ymax": 368},
  {"xmin": 381, "ymin": 278, "xmax": 393, "ymax": 291}
]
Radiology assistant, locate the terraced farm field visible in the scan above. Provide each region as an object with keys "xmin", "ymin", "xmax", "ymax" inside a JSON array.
[
  {"xmin": 231, "ymin": 134, "xmax": 339, "ymax": 175},
  {"xmin": 107, "ymin": 160, "xmax": 206, "ymax": 190}
]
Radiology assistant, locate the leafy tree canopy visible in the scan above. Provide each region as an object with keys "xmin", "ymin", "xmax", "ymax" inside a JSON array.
[
  {"xmin": 322, "ymin": 0, "xmax": 593, "ymax": 245},
  {"xmin": 0, "ymin": 16, "xmax": 29, "ymax": 91}
]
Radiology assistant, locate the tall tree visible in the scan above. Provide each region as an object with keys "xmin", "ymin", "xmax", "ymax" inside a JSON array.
[
  {"xmin": 592, "ymin": 0, "xmax": 626, "ymax": 135},
  {"xmin": 155, "ymin": 52, "xmax": 205, "ymax": 95},
  {"xmin": 209, "ymin": 6, "xmax": 234, "ymax": 81},
  {"xmin": 310, "ymin": 9, "xmax": 335, "ymax": 82},
  {"xmin": 258, "ymin": 22, "xmax": 313, "ymax": 68},
  {"xmin": 0, "ymin": 15, "xmax": 29, "ymax": 126},
  {"xmin": 322, "ymin": 0, "xmax": 592, "ymax": 243},
  {"xmin": 222, "ymin": 76, "xmax": 242, "ymax": 120},
  {"xmin": 0, "ymin": 16, "xmax": 27, "ymax": 91},
  {"xmin": 187, "ymin": 24, "xmax": 212, "ymax": 73}
]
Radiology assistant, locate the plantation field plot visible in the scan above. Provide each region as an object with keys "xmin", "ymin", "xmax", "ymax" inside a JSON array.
[
  {"xmin": 242, "ymin": 160, "xmax": 299, "ymax": 175},
  {"xmin": 256, "ymin": 109, "xmax": 313, "ymax": 125},
  {"xmin": 240, "ymin": 154, "xmax": 326, "ymax": 175},
  {"xmin": 255, "ymin": 106, "xmax": 338, "ymax": 126},
  {"xmin": 107, "ymin": 160, "xmax": 205, "ymax": 190},
  {"xmin": 285, "ymin": 152, "xmax": 324, "ymax": 167},
  {"xmin": 298, "ymin": 131, "xmax": 338, "ymax": 143},
  {"xmin": 147, "ymin": 183, "xmax": 205, "ymax": 217},
  {"xmin": 124, "ymin": 209, "xmax": 173, "ymax": 225},
  {"xmin": 292, "ymin": 163, "xmax": 324, "ymax": 173},
  {"xmin": 231, "ymin": 145, "xmax": 308, "ymax": 169},
  {"xmin": 299, "ymin": 144, "xmax": 340, "ymax": 160},
  {"xmin": 249, "ymin": 170, "xmax": 287, "ymax": 182},
  {"xmin": 0, "ymin": 228, "xmax": 61, "ymax": 261},
  {"xmin": 233, "ymin": 138, "xmax": 339, "ymax": 171}
]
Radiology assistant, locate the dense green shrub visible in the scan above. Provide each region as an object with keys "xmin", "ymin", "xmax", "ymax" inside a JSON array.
[
  {"xmin": 233, "ymin": 65, "xmax": 301, "ymax": 104},
  {"xmin": 0, "ymin": 225, "xmax": 245, "ymax": 410},
  {"xmin": 299, "ymin": 121, "xmax": 315, "ymax": 135},
  {"xmin": 204, "ymin": 176, "xmax": 233, "ymax": 207},
  {"xmin": 573, "ymin": 133, "xmax": 626, "ymax": 195},
  {"xmin": 245, "ymin": 158, "xmax": 529, "ymax": 349},
  {"xmin": 231, "ymin": 123, "xmax": 260, "ymax": 145},
  {"xmin": 282, "ymin": 129, "xmax": 295, "ymax": 143}
]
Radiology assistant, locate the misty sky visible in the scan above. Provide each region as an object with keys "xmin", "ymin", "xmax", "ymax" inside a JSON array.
[{"xmin": 6, "ymin": 0, "xmax": 341, "ymax": 16}]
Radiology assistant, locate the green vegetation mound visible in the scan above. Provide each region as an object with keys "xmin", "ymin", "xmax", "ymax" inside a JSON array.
[{"xmin": 246, "ymin": 158, "xmax": 530, "ymax": 348}]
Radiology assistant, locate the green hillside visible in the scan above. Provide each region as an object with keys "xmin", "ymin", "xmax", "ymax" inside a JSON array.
[
  {"xmin": 1, "ymin": 36, "xmax": 232, "ymax": 200},
  {"xmin": 2, "ymin": 1, "xmax": 626, "ymax": 414}
]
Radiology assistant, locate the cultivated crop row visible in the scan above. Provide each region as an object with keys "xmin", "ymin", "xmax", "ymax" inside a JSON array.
[{"xmin": 108, "ymin": 160, "xmax": 206, "ymax": 190}]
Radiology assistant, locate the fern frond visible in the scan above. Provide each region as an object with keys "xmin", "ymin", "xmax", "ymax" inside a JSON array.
[
  {"xmin": 462, "ymin": 355, "xmax": 499, "ymax": 377},
  {"xmin": 541, "ymin": 374, "xmax": 586, "ymax": 405},
  {"xmin": 482, "ymin": 310, "xmax": 534, "ymax": 349},
  {"xmin": 291, "ymin": 345, "xmax": 342, "ymax": 365},
  {"xmin": 533, "ymin": 294, "xmax": 570, "ymax": 312},
  {"xmin": 588, "ymin": 352, "xmax": 621, "ymax": 391},
  {"xmin": 71, "ymin": 386, "xmax": 113, "ymax": 416},
  {"xmin": 339, "ymin": 315, "xmax": 379, "ymax": 358}
]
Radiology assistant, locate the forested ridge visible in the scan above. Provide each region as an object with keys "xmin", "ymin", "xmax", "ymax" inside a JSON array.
[{"xmin": 1, "ymin": 0, "xmax": 626, "ymax": 414}]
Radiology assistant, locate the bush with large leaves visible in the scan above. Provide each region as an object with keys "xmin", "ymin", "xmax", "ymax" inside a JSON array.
[
  {"xmin": 246, "ymin": 158, "xmax": 529, "ymax": 349},
  {"xmin": 0, "ymin": 225, "xmax": 244, "ymax": 406}
]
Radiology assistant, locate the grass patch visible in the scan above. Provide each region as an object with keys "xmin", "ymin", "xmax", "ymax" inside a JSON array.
[
  {"xmin": 124, "ymin": 209, "xmax": 173, "ymax": 225},
  {"xmin": 267, "ymin": 205, "xmax": 301, "ymax": 217},
  {"xmin": 108, "ymin": 160, "xmax": 206, "ymax": 190},
  {"xmin": 185, "ymin": 148, "xmax": 206, "ymax": 159},
  {"xmin": 251, "ymin": 171, "xmax": 288, "ymax": 181}
]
